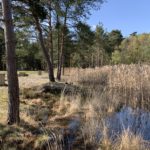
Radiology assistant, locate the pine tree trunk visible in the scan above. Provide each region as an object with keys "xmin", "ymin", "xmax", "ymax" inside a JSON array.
[
  {"xmin": 2, "ymin": 0, "xmax": 20, "ymax": 125},
  {"xmin": 57, "ymin": 15, "xmax": 60, "ymax": 71},
  {"xmin": 34, "ymin": 17, "xmax": 55, "ymax": 82},
  {"xmin": 57, "ymin": 31, "xmax": 65, "ymax": 80},
  {"xmin": 48, "ymin": 1, "xmax": 54, "ymax": 67},
  {"xmin": 57, "ymin": 7, "xmax": 68, "ymax": 81}
]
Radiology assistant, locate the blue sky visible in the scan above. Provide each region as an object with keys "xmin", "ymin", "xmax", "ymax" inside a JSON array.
[{"xmin": 88, "ymin": 0, "xmax": 150, "ymax": 37}]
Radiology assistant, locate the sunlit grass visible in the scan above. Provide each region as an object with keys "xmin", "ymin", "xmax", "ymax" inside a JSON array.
[
  {"xmin": 0, "ymin": 65, "xmax": 150, "ymax": 149},
  {"xmin": 60, "ymin": 64, "xmax": 150, "ymax": 149},
  {"xmin": 0, "ymin": 87, "xmax": 7, "ymax": 122},
  {"xmin": 0, "ymin": 71, "xmax": 54, "ymax": 150}
]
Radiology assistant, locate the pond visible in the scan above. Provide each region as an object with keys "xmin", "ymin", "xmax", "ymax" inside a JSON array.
[
  {"xmin": 65, "ymin": 106, "xmax": 150, "ymax": 149},
  {"xmin": 106, "ymin": 106, "xmax": 150, "ymax": 141}
]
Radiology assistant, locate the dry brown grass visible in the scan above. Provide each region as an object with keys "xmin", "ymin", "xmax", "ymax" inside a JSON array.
[
  {"xmin": 0, "ymin": 65, "xmax": 150, "ymax": 149},
  {"xmin": 63, "ymin": 64, "xmax": 150, "ymax": 109},
  {"xmin": 114, "ymin": 129, "xmax": 147, "ymax": 150},
  {"xmin": 0, "ymin": 71, "xmax": 60, "ymax": 149},
  {"xmin": 61, "ymin": 64, "xmax": 150, "ymax": 149},
  {"xmin": 19, "ymin": 72, "xmax": 49, "ymax": 88}
]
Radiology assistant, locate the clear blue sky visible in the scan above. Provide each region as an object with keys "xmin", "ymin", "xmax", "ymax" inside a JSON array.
[{"xmin": 88, "ymin": 0, "xmax": 150, "ymax": 37}]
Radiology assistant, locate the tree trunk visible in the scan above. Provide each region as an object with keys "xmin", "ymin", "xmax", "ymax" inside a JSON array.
[
  {"xmin": 34, "ymin": 17, "xmax": 55, "ymax": 82},
  {"xmin": 57, "ymin": 29, "xmax": 65, "ymax": 80},
  {"xmin": 57, "ymin": 15, "xmax": 60, "ymax": 71},
  {"xmin": 62, "ymin": 56, "xmax": 65, "ymax": 75},
  {"xmin": 2, "ymin": 0, "xmax": 20, "ymax": 125},
  {"xmin": 48, "ymin": 0, "xmax": 54, "ymax": 67},
  {"xmin": 57, "ymin": 7, "xmax": 68, "ymax": 81}
]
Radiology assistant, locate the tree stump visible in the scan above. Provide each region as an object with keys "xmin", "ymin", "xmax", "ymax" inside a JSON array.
[
  {"xmin": 0, "ymin": 74, "xmax": 5, "ymax": 86},
  {"xmin": 38, "ymin": 70, "xmax": 42, "ymax": 75}
]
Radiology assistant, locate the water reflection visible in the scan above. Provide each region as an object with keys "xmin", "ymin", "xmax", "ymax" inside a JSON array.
[{"xmin": 106, "ymin": 107, "xmax": 150, "ymax": 140}]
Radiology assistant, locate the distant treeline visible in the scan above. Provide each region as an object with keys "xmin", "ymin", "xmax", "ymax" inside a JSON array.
[{"xmin": 0, "ymin": 25, "xmax": 150, "ymax": 71}]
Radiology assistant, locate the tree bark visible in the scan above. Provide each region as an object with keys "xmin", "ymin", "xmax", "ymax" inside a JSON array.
[
  {"xmin": 57, "ymin": 27, "xmax": 65, "ymax": 80},
  {"xmin": 48, "ymin": 0, "xmax": 54, "ymax": 67},
  {"xmin": 2, "ymin": 0, "xmax": 20, "ymax": 125},
  {"xmin": 57, "ymin": 15, "xmax": 60, "ymax": 71},
  {"xmin": 57, "ymin": 7, "xmax": 68, "ymax": 81},
  {"xmin": 34, "ymin": 17, "xmax": 55, "ymax": 82}
]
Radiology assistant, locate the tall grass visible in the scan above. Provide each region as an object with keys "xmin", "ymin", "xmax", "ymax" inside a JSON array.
[{"xmin": 61, "ymin": 64, "xmax": 150, "ymax": 149}]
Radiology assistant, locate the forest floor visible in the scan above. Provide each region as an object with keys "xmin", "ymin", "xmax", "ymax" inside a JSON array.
[
  {"xmin": 0, "ymin": 65, "xmax": 150, "ymax": 150},
  {"xmin": 0, "ymin": 71, "xmax": 85, "ymax": 150}
]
